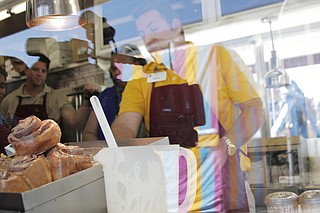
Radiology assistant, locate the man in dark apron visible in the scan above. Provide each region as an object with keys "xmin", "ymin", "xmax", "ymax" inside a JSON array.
[{"xmin": 0, "ymin": 54, "xmax": 99, "ymax": 144}]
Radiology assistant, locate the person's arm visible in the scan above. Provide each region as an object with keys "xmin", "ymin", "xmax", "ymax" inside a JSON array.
[
  {"xmin": 218, "ymin": 46, "xmax": 265, "ymax": 147},
  {"xmin": 61, "ymin": 99, "xmax": 92, "ymax": 131},
  {"xmin": 82, "ymin": 111, "xmax": 99, "ymax": 141},
  {"xmin": 226, "ymin": 97, "xmax": 265, "ymax": 148},
  {"xmin": 61, "ymin": 83, "xmax": 99, "ymax": 131},
  {"xmin": 111, "ymin": 111, "xmax": 143, "ymax": 143}
]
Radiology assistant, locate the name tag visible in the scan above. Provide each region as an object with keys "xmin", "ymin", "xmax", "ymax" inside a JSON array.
[{"xmin": 147, "ymin": 72, "xmax": 167, "ymax": 83}]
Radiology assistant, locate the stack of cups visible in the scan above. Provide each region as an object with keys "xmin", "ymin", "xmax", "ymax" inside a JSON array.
[
  {"xmin": 264, "ymin": 191, "xmax": 299, "ymax": 213},
  {"xmin": 299, "ymin": 190, "xmax": 320, "ymax": 212}
]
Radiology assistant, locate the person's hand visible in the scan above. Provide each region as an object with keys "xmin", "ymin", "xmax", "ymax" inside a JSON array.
[{"xmin": 82, "ymin": 83, "xmax": 100, "ymax": 101}]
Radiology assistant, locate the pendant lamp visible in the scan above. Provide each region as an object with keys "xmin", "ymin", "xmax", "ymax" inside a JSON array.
[
  {"xmin": 26, "ymin": 0, "xmax": 87, "ymax": 31},
  {"xmin": 262, "ymin": 17, "xmax": 290, "ymax": 88}
]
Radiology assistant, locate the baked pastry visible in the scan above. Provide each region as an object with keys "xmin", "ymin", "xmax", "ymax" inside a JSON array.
[
  {"xmin": 0, "ymin": 169, "xmax": 31, "ymax": 192},
  {"xmin": 0, "ymin": 157, "xmax": 10, "ymax": 170},
  {"xmin": 0, "ymin": 155, "xmax": 52, "ymax": 192},
  {"xmin": 47, "ymin": 143, "xmax": 94, "ymax": 181},
  {"xmin": 8, "ymin": 155, "xmax": 52, "ymax": 189},
  {"xmin": 8, "ymin": 116, "xmax": 61, "ymax": 155}
]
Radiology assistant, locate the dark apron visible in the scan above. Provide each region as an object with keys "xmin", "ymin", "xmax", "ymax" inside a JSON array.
[
  {"xmin": 149, "ymin": 83, "xmax": 205, "ymax": 148},
  {"xmin": 14, "ymin": 93, "xmax": 49, "ymax": 121},
  {"xmin": 0, "ymin": 94, "xmax": 48, "ymax": 154}
]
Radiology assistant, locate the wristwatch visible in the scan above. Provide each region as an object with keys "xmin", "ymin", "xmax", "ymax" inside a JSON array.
[{"xmin": 221, "ymin": 136, "xmax": 236, "ymax": 156}]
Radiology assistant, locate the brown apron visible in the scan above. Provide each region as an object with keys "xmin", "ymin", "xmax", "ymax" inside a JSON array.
[
  {"xmin": 14, "ymin": 93, "xmax": 49, "ymax": 121},
  {"xmin": 0, "ymin": 94, "xmax": 49, "ymax": 154},
  {"xmin": 149, "ymin": 83, "xmax": 205, "ymax": 148}
]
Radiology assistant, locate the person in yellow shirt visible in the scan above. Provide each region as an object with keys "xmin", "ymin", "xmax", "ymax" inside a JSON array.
[{"xmin": 111, "ymin": 0, "xmax": 265, "ymax": 212}]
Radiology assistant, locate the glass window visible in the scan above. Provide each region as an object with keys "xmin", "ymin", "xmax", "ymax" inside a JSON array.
[
  {"xmin": 220, "ymin": 0, "xmax": 284, "ymax": 16},
  {"xmin": 1, "ymin": 1, "xmax": 320, "ymax": 211}
]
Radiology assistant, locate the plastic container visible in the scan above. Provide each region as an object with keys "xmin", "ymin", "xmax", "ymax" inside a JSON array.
[
  {"xmin": 94, "ymin": 144, "xmax": 197, "ymax": 213},
  {"xmin": 264, "ymin": 191, "xmax": 299, "ymax": 212},
  {"xmin": 299, "ymin": 190, "xmax": 320, "ymax": 212}
]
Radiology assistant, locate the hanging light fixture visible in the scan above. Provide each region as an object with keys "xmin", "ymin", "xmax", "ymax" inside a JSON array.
[
  {"xmin": 262, "ymin": 17, "xmax": 290, "ymax": 88},
  {"xmin": 26, "ymin": 0, "xmax": 87, "ymax": 31}
]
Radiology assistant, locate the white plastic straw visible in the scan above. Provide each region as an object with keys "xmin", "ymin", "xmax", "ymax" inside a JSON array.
[{"xmin": 90, "ymin": 95, "xmax": 118, "ymax": 148}]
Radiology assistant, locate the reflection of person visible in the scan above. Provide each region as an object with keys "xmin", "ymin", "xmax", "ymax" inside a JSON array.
[
  {"xmin": 0, "ymin": 55, "xmax": 99, "ymax": 135},
  {"xmin": 111, "ymin": 0, "xmax": 264, "ymax": 212}
]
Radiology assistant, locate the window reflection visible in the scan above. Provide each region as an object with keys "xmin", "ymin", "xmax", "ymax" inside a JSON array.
[{"xmin": 0, "ymin": 0, "xmax": 320, "ymax": 210}]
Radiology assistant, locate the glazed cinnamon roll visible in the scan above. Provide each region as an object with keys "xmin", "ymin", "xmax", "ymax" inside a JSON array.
[
  {"xmin": 8, "ymin": 116, "xmax": 61, "ymax": 155},
  {"xmin": 47, "ymin": 143, "xmax": 94, "ymax": 181},
  {"xmin": 0, "ymin": 169, "xmax": 31, "ymax": 192},
  {"xmin": 0, "ymin": 155, "xmax": 52, "ymax": 192}
]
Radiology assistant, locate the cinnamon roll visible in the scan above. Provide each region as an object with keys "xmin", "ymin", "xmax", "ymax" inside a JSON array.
[{"xmin": 8, "ymin": 116, "xmax": 61, "ymax": 155}]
